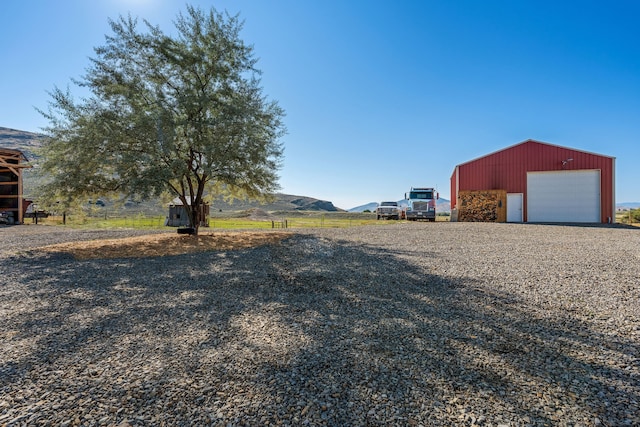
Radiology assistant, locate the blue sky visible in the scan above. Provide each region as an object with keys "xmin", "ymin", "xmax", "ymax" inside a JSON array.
[{"xmin": 2, "ymin": 0, "xmax": 639, "ymax": 209}]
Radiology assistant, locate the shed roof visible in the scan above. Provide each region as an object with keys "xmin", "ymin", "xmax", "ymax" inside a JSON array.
[
  {"xmin": 0, "ymin": 147, "xmax": 29, "ymax": 163},
  {"xmin": 169, "ymin": 197, "xmax": 210, "ymax": 206}
]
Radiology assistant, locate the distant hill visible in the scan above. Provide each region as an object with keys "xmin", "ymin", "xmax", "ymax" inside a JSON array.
[
  {"xmin": 82, "ymin": 193, "xmax": 342, "ymax": 217},
  {"xmin": 348, "ymin": 202, "xmax": 378, "ymax": 213},
  {"xmin": 4, "ymin": 127, "xmax": 637, "ymax": 215},
  {"xmin": 617, "ymin": 202, "xmax": 640, "ymax": 209},
  {"xmin": 350, "ymin": 198, "xmax": 451, "ymax": 213},
  {"xmin": 2, "ymin": 126, "xmax": 342, "ymax": 213},
  {"xmin": 0, "ymin": 126, "xmax": 46, "ymax": 160},
  {"xmin": 1, "ymin": 127, "xmax": 47, "ymax": 198},
  {"xmin": 210, "ymin": 193, "xmax": 342, "ymax": 212}
]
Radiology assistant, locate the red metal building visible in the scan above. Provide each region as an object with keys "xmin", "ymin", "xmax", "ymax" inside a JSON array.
[{"xmin": 450, "ymin": 140, "xmax": 616, "ymax": 223}]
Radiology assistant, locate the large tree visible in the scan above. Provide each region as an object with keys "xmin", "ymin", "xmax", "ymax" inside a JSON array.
[{"xmin": 37, "ymin": 6, "xmax": 285, "ymax": 234}]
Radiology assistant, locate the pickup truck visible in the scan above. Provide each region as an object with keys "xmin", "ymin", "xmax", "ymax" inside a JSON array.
[{"xmin": 376, "ymin": 201, "xmax": 403, "ymax": 220}]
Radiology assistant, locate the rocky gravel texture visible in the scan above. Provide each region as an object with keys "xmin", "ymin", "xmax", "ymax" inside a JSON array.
[{"xmin": 1, "ymin": 222, "xmax": 639, "ymax": 426}]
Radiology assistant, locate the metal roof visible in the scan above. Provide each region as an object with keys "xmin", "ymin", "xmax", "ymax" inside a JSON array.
[{"xmin": 454, "ymin": 139, "xmax": 614, "ymax": 168}]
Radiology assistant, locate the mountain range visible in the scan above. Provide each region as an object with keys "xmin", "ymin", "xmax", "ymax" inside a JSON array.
[
  {"xmin": 349, "ymin": 199, "xmax": 451, "ymax": 213},
  {"xmin": 0, "ymin": 127, "xmax": 47, "ymax": 160},
  {"xmin": 3, "ymin": 126, "xmax": 637, "ymax": 212},
  {"xmin": 350, "ymin": 199, "xmax": 640, "ymax": 213},
  {"xmin": 210, "ymin": 193, "xmax": 341, "ymax": 212},
  {"xmin": 1, "ymin": 126, "xmax": 342, "ymax": 212},
  {"xmin": 617, "ymin": 202, "xmax": 640, "ymax": 209}
]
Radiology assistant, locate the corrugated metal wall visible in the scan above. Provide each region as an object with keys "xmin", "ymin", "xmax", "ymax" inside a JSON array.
[{"xmin": 450, "ymin": 140, "xmax": 615, "ymax": 223}]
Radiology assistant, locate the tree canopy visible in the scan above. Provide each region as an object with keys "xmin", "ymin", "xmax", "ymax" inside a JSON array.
[{"xmin": 37, "ymin": 5, "xmax": 285, "ymax": 233}]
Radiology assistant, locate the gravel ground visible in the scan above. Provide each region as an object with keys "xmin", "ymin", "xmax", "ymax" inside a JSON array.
[{"xmin": 1, "ymin": 222, "xmax": 639, "ymax": 426}]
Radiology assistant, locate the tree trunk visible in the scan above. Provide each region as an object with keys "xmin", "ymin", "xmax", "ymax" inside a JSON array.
[{"xmin": 187, "ymin": 203, "xmax": 200, "ymax": 235}]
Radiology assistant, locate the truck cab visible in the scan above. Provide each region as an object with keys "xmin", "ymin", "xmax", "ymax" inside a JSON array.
[
  {"xmin": 405, "ymin": 187, "xmax": 438, "ymax": 221},
  {"xmin": 376, "ymin": 201, "xmax": 402, "ymax": 220}
]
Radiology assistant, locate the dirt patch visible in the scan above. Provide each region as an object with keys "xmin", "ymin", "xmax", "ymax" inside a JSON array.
[
  {"xmin": 40, "ymin": 231, "xmax": 294, "ymax": 260},
  {"xmin": 237, "ymin": 208, "xmax": 277, "ymax": 220}
]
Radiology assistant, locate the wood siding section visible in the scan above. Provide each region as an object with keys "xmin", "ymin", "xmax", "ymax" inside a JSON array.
[{"xmin": 451, "ymin": 140, "xmax": 615, "ymax": 223}]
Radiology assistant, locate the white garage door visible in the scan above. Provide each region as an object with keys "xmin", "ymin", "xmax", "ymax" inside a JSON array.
[{"xmin": 527, "ymin": 170, "xmax": 600, "ymax": 223}]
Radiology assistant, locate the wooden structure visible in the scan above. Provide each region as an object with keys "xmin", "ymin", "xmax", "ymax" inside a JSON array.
[
  {"xmin": 451, "ymin": 140, "xmax": 615, "ymax": 223},
  {"xmin": 0, "ymin": 148, "xmax": 31, "ymax": 224},
  {"xmin": 166, "ymin": 199, "xmax": 210, "ymax": 227},
  {"xmin": 457, "ymin": 190, "xmax": 507, "ymax": 222}
]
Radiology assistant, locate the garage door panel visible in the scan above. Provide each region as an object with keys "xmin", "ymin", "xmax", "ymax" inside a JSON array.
[{"xmin": 527, "ymin": 170, "xmax": 600, "ymax": 223}]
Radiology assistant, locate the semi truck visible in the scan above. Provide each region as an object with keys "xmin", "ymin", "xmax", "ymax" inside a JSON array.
[{"xmin": 405, "ymin": 187, "xmax": 438, "ymax": 221}]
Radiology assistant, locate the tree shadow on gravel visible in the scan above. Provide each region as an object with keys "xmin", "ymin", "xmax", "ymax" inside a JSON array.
[{"xmin": 1, "ymin": 235, "xmax": 639, "ymax": 426}]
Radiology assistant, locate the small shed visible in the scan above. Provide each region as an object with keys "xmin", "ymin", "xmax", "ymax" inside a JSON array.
[
  {"xmin": 0, "ymin": 148, "xmax": 31, "ymax": 224},
  {"xmin": 450, "ymin": 140, "xmax": 615, "ymax": 223},
  {"xmin": 166, "ymin": 198, "xmax": 210, "ymax": 227}
]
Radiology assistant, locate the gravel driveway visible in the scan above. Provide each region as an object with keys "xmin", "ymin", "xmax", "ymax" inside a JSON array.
[{"xmin": 1, "ymin": 222, "xmax": 639, "ymax": 426}]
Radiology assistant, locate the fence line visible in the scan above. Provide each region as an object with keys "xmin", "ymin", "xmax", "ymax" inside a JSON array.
[{"xmin": 36, "ymin": 212, "xmax": 381, "ymax": 229}]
